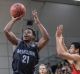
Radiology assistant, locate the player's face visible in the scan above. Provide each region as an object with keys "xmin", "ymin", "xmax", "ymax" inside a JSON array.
[
  {"xmin": 39, "ymin": 65, "xmax": 47, "ymax": 74},
  {"xmin": 69, "ymin": 44, "xmax": 76, "ymax": 54},
  {"xmin": 23, "ymin": 29, "xmax": 34, "ymax": 41}
]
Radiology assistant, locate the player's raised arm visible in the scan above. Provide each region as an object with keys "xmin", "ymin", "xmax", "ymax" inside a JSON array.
[{"xmin": 32, "ymin": 10, "xmax": 49, "ymax": 50}]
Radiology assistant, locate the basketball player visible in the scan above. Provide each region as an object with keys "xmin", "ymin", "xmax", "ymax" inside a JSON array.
[
  {"xmin": 4, "ymin": 10, "xmax": 49, "ymax": 74},
  {"xmin": 55, "ymin": 25, "xmax": 80, "ymax": 74}
]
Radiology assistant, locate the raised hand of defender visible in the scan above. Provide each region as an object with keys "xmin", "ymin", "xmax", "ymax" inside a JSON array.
[{"xmin": 56, "ymin": 25, "xmax": 63, "ymax": 38}]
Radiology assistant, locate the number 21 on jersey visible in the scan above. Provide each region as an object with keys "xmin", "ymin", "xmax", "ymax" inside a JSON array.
[{"xmin": 22, "ymin": 55, "xmax": 29, "ymax": 64}]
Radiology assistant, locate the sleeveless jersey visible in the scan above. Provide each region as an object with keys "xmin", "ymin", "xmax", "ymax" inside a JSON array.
[
  {"xmin": 12, "ymin": 40, "xmax": 39, "ymax": 74},
  {"xmin": 72, "ymin": 64, "xmax": 80, "ymax": 74}
]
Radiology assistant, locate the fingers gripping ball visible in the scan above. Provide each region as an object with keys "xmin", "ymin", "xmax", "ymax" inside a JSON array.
[{"xmin": 10, "ymin": 3, "xmax": 26, "ymax": 18}]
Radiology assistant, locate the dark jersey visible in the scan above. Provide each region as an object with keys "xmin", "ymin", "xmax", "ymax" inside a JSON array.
[{"xmin": 12, "ymin": 40, "xmax": 39, "ymax": 74}]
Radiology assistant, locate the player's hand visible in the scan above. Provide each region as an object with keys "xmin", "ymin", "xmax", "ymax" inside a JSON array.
[
  {"xmin": 32, "ymin": 10, "xmax": 39, "ymax": 24},
  {"xmin": 56, "ymin": 25, "xmax": 63, "ymax": 38},
  {"xmin": 32, "ymin": 10, "xmax": 38, "ymax": 18},
  {"xmin": 55, "ymin": 25, "xmax": 64, "ymax": 44},
  {"xmin": 11, "ymin": 15, "xmax": 23, "ymax": 22}
]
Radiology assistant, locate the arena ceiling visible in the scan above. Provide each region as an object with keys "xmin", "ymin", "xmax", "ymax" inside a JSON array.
[{"xmin": 32, "ymin": 0, "xmax": 80, "ymax": 6}]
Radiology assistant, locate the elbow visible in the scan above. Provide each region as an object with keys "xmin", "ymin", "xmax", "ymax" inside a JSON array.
[
  {"xmin": 47, "ymin": 35, "xmax": 50, "ymax": 41},
  {"xmin": 4, "ymin": 28, "xmax": 7, "ymax": 33},
  {"xmin": 57, "ymin": 53, "xmax": 63, "ymax": 58},
  {"xmin": 57, "ymin": 52, "xmax": 66, "ymax": 59},
  {"xmin": 57, "ymin": 51, "xmax": 64, "ymax": 56},
  {"xmin": 4, "ymin": 28, "xmax": 9, "ymax": 35},
  {"xmin": 46, "ymin": 33, "xmax": 50, "ymax": 42},
  {"xmin": 45, "ymin": 35, "xmax": 50, "ymax": 43},
  {"xmin": 57, "ymin": 52, "xmax": 66, "ymax": 58},
  {"xmin": 4, "ymin": 26, "xmax": 7, "ymax": 32},
  {"xmin": 57, "ymin": 52, "xmax": 62, "ymax": 56}
]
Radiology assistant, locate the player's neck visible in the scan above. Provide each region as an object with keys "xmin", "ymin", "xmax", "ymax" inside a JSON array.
[{"xmin": 24, "ymin": 40, "xmax": 33, "ymax": 45}]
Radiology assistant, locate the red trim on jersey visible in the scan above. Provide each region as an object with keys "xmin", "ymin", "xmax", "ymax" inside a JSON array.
[{"xmin": 72, "ymin": 64, "xmax": 80, "ymax": 74}]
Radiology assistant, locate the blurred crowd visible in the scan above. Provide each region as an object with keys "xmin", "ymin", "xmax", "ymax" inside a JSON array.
[{"xmin": 37, "ymin": 60, "xmax": 72, "ymax": 74}]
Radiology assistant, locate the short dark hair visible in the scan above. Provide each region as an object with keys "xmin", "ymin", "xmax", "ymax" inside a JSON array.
[
  {"xmin": 27, "ymin": 28, "xmax": 36, "ymax": 37},
  {"xmin": 71, "ymin": 42, "xmax": 80, "ymax": 54}
]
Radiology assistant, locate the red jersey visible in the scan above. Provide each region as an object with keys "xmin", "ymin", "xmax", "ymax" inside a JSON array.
[{"xmin": 72, "ymin": 64, "xmax": 80, "ymax": 74}]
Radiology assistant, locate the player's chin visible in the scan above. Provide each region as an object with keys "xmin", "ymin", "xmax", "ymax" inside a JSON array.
[{"xmin": 23, "ymin": 38, "xmax": 31, "ymax": 41}]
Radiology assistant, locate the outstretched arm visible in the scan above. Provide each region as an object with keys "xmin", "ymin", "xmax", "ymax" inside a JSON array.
[
  {"xmin": 32, "ymin": 10, "xmax": 49, "ymax": 50},
  {"xmin": 56, "ymin": 25, "xmax": 64, "ymax": 54},
  {"xmin": 55, "ymin": 25, "xmax": 80, "ymax": 61},
  {"xmin": 4, "ymin": 16, "xmax": 23, "ymax": 45}
]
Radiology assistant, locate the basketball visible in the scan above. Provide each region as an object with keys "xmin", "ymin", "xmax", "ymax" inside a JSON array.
[{"xmin": 10, "ymin": 3, "xmax": 26, "ymax": 18}]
